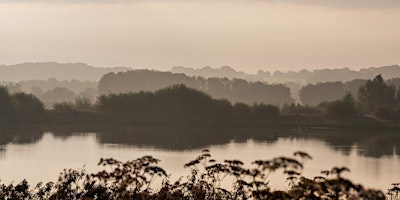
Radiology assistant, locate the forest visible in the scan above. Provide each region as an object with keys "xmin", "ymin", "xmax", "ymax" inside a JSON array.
[
  {"xmin": 98, "ymin": 70, "xmax": 294, "ymax": 105},
  {"xmin": 1, "ymin": 74, "xmax": 400, "ymax": 128},
  {"xmin": 4, "ymin": 63, "xmax": 400, "ymax": 109}
]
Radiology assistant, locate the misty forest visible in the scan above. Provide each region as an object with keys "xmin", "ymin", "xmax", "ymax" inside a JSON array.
[{"xmin": 0, "ymin": 62, "xmax": 400, "ymax": 199}]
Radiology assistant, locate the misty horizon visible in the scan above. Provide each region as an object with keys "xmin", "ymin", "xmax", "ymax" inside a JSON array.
[
  {"xmin": 2, "ymin": 0, "xmax": 400, "ymax": 73},
  {"xmin": 2, "ymin": 61, "xmax": 400, "ymax": 74}
]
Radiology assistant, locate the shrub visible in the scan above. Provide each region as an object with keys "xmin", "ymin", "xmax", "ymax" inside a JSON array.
[
  {"xmin": 53, "ymin": 102, "xmax": 74, "ymax": 112},
  {"xmin": 374, "ymin": 106, "xmax": 394, "ymax": 120},
  {"xmin": 281, "ymin": 103, "xmax": 321, "ymax": 114},
  {"xmin": 326, "ymin": 93, "xmax": 357, "ymax": 118},
  {"xmin": 252, "ymin": 104, "xmax": 280, "ymax": 119},
  {"xmin": 0, "ymin": 151, "xmax": 386, "ymax": 199}
]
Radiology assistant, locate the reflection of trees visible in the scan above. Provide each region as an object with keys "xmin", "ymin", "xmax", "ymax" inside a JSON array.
[
  {"xmin": 0, "ymin": 125, "xmax": 44, "ymax": 145},
  {"xmin": 298, "ymin": 130, "xmax": 400, "ymax": 158},
  {"xmin": 95, "ymin": 126, "xmax": 282, "ymax": 150},
  {"xmin": 0, "ymin": 125, "xmax": 399, "ymax": 158},
  {"xmin": 355, "ymin": 134, "xmax": 400, "ymax": 158},
  {"xmin": 295, "ymin": 130, "xmax": 361, "ymax": 156}
]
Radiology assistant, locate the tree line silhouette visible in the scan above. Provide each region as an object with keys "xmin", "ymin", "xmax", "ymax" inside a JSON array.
[
  {"xmin": 98, "ymin": 70, "xmax": 294, "ymax": 105},
  {"xmin": 2, "ymin": 74, "xmax": 400, "ymax": 125},
  {"xmin": 96, "ymin": 84, "xmax": 279, "ymax": 124},
  {"xmin": 299, "ymin": 77, "xmax": 400, "ymax": 106},
  {"xmin": 1, "ymin": 79, "xmax": 97, "ymax": 106},
  {"xmin": 281, "ymin": 75, "xmax": 400, "ymax": 121}
]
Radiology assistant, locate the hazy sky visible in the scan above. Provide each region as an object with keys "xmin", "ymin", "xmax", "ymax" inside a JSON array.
[{"xmin": 1, "ymin": 0, "xmax": 400, "ymax": 73}]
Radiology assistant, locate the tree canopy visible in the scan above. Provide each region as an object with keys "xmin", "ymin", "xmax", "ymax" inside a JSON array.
[
  {"xmin": 98, "ymin": 70, "xmax": 294, "ymax": 105},
  {"xmin": 358, "ymin": 74, "xmax": 396, "ymax": 113},
  {"xmin": 0, "ymin": 86, "xmax": 45, "ymax": 122}
]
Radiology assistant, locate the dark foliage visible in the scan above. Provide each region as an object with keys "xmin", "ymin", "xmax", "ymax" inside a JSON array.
[
  {"xmin": 0, "ymin": 86, "xmax": 46, "ymax": 123},
  {"xmin": 300, "ymin": 81, "xmax": 345, "ymax": 106},
  {"xmin": 281, "ymin": 103, "xmax": 321, "ymax": 115},
  {"xmin": 96, "ymin": 84, "xmax": 280, "ymax": 123},
  {"xmin": 98, "ymin": 70, "xmax": 294, "ymax": 105},
  {"xmin": 325, "ymin": 93, "xmax": 357, "ymax": 118},
  {"xmin": 298, "ymin": 79, "xmax": 366, "ymax": 106},
  {"xmin": 0, "ymin": 151, "xmax": 386, "ymax": 199},
  {"xmin": 358, "ymin": 75, "xmax": 397, "ymax": 113}
]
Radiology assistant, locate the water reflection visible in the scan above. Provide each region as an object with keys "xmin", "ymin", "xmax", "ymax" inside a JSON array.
[
  {"xmin": 0, "ymin": 125, "xmax": 398, "ymax": 191},
  {"xmin": 0, "ymin": 125, "xmax": 399, "ymax": 158},
  {"xmin": 0, "ymin": 126, "xmax": 43, "ymax": 145}
]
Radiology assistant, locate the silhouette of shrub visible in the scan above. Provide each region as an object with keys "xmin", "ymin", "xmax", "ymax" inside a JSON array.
[
  {"xmin": 233, "ymin": 103, "xmax": 252, "ymax": 118},
  {"xmin": 326, "ymin": 93, "xmax": 357, "ymax": 118},
  {"xmin": 375, "ymin": 106, "xmax": 395, "ymax": 120},
  {"xmin": 53, "ymin": 102, "xmax": 75, "ymax": 112},
  {"xmin": 0, "ymin": 87, "xmax": 46, "ymax": 122},
  {"xmin": 0, "ymin": 151, "xmax": 387, "ymax": 199},
  {"xmin": 252, "ymin": 103, "xmax": 280, "ymax": 119},
  {"xmin": 281, "ymin": 103, "xmax": 321, "ymax": 115}
]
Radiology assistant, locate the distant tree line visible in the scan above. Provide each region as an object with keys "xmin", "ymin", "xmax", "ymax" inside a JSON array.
[
  {"xmin": 96, "ymin": 84, "xmax": 280, "ymax": 123},
  {"xmin": 171, "ymin": 64, "xmax": 400, "ymax": 84},
  {"xmin": 0, "ymin": 62, "xmax": 129, "ymax": 81},
  {"xmin": 1, "ymin": 84, "xmax": 281, "ymax": 124},
  {"xmin": 0, "ymin": 78, "xmax": 97, "ymax": 107},
  {"xmin": 3, "ymin": 75, "xmax": 400, "ymax": 125},
  {"xmin": 289, "ymin": 75, "xmax": 400, "ymax": 120},
  {"xmin": 299, "ymin": 79, "xmax": 365, "ymax": 105},
  {"xmin": 299, "ymin": 77, "xmax": 400, "ymax": 106},
  {"xmin": 98, "ymin": 70, "xmax": 294, "ymax": 105}
]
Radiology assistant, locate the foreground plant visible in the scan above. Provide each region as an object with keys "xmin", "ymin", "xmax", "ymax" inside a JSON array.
[{"xmin": 0, "ymin": 151, "xmax": 387, "ymax": 199}]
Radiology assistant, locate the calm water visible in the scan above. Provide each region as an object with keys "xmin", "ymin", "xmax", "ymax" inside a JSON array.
[{"xmin": 0, "ymin": 126, "xmax": 398, "ymax": 192}]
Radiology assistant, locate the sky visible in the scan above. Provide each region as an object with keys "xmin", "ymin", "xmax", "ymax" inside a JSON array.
[{"xmin": 1, "ymin": 0, "xmax": 400, "ymax": 73}]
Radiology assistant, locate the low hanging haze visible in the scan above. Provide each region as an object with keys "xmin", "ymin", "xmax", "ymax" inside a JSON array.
[{"xmin": 2, "ymin": 0, "xmax": 400, "ymax": 73}]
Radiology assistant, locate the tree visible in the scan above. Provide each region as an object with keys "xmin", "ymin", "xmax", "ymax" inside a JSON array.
[
  {"xmin": 299, "ymin": 82, "xmax": 344, "ymax": 105},
  {"xmin": 72, "ymin": 97, "xmax": 94, "ymax": 111},
  {"xmin": 12, "ymin": 93, "xmax": 46, "ymax": 121},
  {"xmin": 252, "ymin": 104, "xmax": 279, "ymax": 119},
  {"xmin": 233, "ymin": 103, "xmax": 251, "ymax": 119},
  {"xmin": 358, "ymin": 75, "xmax": 396, "ymax": 113},
  {"xmin": 42, "ymin": 87, "xmax": 77, "ymax": 103},
  {"xmin": 0, "ymin": 87, "xmax": 46, "ymax": 122},
  {"xmin": 0, "ymin": 86, "xmax": 14, "ymax": 121},
  {"xmin": 326, "ymin": 93, "xmax": 357, "ymax": 118}
]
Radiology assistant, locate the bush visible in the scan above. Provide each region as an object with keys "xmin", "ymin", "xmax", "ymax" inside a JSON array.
[
  {"xmin": 374, "ymin": 106, "xmax": 394, "ymax": 120},
  {"xmin": 326, "ymin": 93, "xmax": 357, "ymax": 118},
  {"xmin": 0, "ymin": 87, "xmax": 46, "ymax": 122},
  {"xmin": 281, "ymin": 103, "xmax": 321, "ymax": 114},
  {"xmin": 74, "ymin": 97, "xmax": 94, "ymax": 111},
  {"xmin": 233, "ymin": 103, "xmax": 251, "ymax": 118},
  {"xmin": 53, "ymin": 102, "xmax": 74, "ymax": 112},
  {"xmin": 252, "ymin": 104, "xmax": 280, "ymax": 119},
  {"xmin": 0, "ymin": 151, "xmax": 386, "ymax": 199}
]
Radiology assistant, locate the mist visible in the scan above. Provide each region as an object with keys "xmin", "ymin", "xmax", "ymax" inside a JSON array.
[{"xmin": 1, "ymin": 1, "xmax": 400, "ymax": 73}]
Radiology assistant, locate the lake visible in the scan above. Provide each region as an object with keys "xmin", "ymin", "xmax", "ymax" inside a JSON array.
[{"xmin": 0, "ymin": 125, "xmax": 398, "ymax": 192}]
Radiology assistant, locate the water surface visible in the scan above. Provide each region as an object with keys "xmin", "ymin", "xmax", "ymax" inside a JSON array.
[{"xmin": 0, "ymin": 126, "xmax": 398, "ymax": 191}]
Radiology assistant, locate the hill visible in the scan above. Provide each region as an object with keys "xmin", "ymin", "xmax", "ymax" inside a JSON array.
[{"xmin": 0, "ymin": 62, "xmax": 131, "ymax": 81}]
